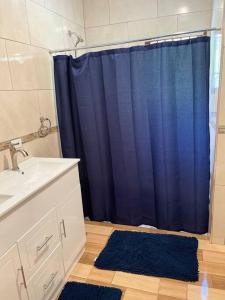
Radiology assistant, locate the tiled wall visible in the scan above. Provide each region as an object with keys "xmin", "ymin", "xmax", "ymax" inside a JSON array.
[
  {"xmin": 210, "ymin": 1, "xmax": 223, "ymax": 174},
  {"xmin": 83, "ymin": 0, "xmax": 223, "ymax": 47},
  {"xmin": 0, "ymin": 0, "xmax": 85, "ymax": 171},
  {"xmin": 211, "ymin": 1, "xmax": 225, "ymax": 244}
]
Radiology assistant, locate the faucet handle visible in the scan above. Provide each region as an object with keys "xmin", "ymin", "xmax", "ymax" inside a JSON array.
[
  {"xmin": 23, "ymin": 150, "xmax": 29, "ymax": 157},
  {"xmin": 10, "ymin": 138, "xmax": 23, "ymax": 150}
]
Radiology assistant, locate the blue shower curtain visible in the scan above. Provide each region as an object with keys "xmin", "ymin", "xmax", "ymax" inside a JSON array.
[{"xmin": 54, "ymin": 37, "xmax": 210, "ymax": 234}]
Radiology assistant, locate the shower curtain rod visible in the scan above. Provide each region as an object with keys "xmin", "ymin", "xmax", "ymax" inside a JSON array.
[{"xmin": 49, "ymin": 27, "xmax": 221, "ymax": 55}]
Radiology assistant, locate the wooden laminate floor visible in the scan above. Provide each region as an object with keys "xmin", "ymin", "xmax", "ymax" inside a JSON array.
[{"xmin": 68, "ymin": 221, "xmax": 225, "ymax": 300}]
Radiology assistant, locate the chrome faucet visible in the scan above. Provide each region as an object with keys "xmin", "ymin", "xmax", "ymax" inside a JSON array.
[{"xmin": 9, "ymin": 144, "xmax": 29, "ymax": 171}]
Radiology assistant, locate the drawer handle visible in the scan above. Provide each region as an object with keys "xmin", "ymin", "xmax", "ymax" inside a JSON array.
[
  {"xmin": 18, "ymin": 265, "xmax": 27, "ymax": 289},
  {"xmin": 36, "ymin": 234, "xmax": 53, "ymax": 252},
  {"xmin": 60, "ymin": 219, "xmax": 67, "ymax": 238},
  {"xmin": 43, "ymin": 271, "xmax": 58, "ymax": 291}
]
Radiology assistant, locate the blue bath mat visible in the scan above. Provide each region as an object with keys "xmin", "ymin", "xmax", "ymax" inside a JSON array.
[
  {"xmin": 95, "ymin": 230, "xmax": 198, "ymax": 282},
  {"xmin": 58, "ymin": 282, "xmax": 122, "ymax": 300}
]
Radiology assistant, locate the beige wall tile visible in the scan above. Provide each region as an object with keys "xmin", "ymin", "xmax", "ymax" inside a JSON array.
[
  {"xmin": 85, "ymin": 23, "xmax": 128, "ymax": 45},
  {"xmin": 32, "ymin": 47, "xmax": 52, "ymax": 90},
  {"xmin": 0, "ymin": 149, "xmax": 11, "ymax": 172},
  {"xmin": 62, "ymin": 0, "xmax": 76, "ymax": 22},
  {"xmin": 218, "ymin": 55, "xmax": 225, "ymax": 125},
  {"xmin": 211, "ymin": 185, "xmax": 225, "ymax": 244},
  {"xmin": 31, "ymin": 0, "xmax": 45, "ymax": 5},
  {"xmin": 213, "ymin": 0, "xmax": 224, "ymax": 9},
  {"xmin": 158, "ymin": 0, "xmax": 212, "ymax": 17},
  {"xmin": 178, "ymin": 11, "xmax": 212, "ymax": 32},
  {"xmin": 37, "ymin": 90, "xmax": 57, "ymax": 126},
  {"xmin": 6, "ymin": 40, "xmax": 38, "ymax": 90},
  {"xmin": 0, "ymin": 0, "xmax": 30, "ymax": 43},
  {"xmin": 27, "ymin": 0, "xmax": 65, "ymax": 50},
  {"xmin": 112, "ymin": 272, "xmax": 160, "ymax": 294},
  {"xmin": 110, "ymin": 0, "xmax": 157, "ymax": 24},
  {"xmin": 211, "ymin": 8, "xmax": 224, "ymax": 27},
  {"xmin": 45, "ymin": 0, "xmax": 64, "ymax": 15},
  {"xmin": 84, "ymin": 0, "xmax": 109, "ymax": 27},
  {"xmin": 0, "ymin": 0, "xmax": 85, "ymax": 160},
  {"xmin": 214, "ymin": 134, "xmax": 225, "ymax": 185},
  {"xmin": 128, "ymin": 16, "xmax": 177, "ymax": 40},
  {"xmin": 62, "ymin": 19, "xmax": 85, "ymax": 49},
  {"xmin": 46, "ymin": 0, "xmax": 75, "ymax": 22},
  {"xmin": 188, "ymin": 284, "xmax": 225, "ymax": 300},
  {"xmin": 0, "ymin": 39, "xmax": 12, "ymax": 90},
  {"xmin": 0, "ymin": 91, "xmax": 39, "ymax": 142},
  {"xmin": 25, "ymin": 132, "xmax": 61, "ymax": 158},
  {"xmin": 73, "ymin": 0, "xmax": 84, "ymax": 26}
]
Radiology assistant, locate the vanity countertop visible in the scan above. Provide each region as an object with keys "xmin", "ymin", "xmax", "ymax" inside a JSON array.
[{"xmin": 0, "ymin": 157, "xmax": 80, "ymax": 218}]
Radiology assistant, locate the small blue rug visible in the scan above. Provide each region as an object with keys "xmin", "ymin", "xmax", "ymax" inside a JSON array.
[
  {"xmin": 58, "ymin": 282, "xmax": 122, "ymax": 300},
  {"xmin": 95, "ymin": 230, "xmax": 198, "ymax": 282}
]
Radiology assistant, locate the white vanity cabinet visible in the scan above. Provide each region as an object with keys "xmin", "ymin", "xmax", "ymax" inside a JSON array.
[
  {"xmin": 27, "ymin": 245, "xmax": 65, "ymax": 300},
  {"xmin": 0, "ymin": 158, "xmax": 86, "ymax": 300},
  {"xmin": 58, "ymin": 185, "xmax": 86, "ymax": 273},
  {"xmin": 0, "ymin": 244, "xmax": 28, "ymax": 300}
]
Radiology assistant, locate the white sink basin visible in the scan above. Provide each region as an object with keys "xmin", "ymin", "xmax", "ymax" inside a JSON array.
[{"xmin": 0, "ymin": 157, "xmax": 79, "ymax": 217}]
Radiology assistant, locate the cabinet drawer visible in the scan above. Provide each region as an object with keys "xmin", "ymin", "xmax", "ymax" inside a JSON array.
[
  {"xmin": 18, "ymin": 209, "xmax": 60, "ymax": 280},
  {"xmin": 27, "ymin": 245, "xmax": 64, "ymax": 300}
]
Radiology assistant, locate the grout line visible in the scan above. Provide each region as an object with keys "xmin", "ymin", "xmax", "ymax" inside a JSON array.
[
  {"xmin": 83, "ymin": 0, "xmax": 87, "ymax": 29},
  {"xmin": 111, "ymin": 270, "xmax": 116, "ymax": 286},
  {"xmin": 0, "ymin": 89, "xmax": 54, "ymax": 92},
  {"xmin": 85, "ymin": 9, "xmax": 213, "ymax": 29},
  {"xmin": 0, "ymin": 4, "xmax": 85, "ymax": 52},
  {"xmin": 24, "ymin": 0, "xmax": 32, "ymax": 46},
  {"xmin": 108, "ymin": 0, "xmax": 111, "ymax": 25},
  {"xmin": 28, "ymin": 0, "xmax": 84, "ymax": 28},
  {"xmin": 82, "ymin": 0, "xmax": 87, "ymax": 45},
  {"xmin": 157, "ymin": 0, "xmax": 159, "ymax": 18},
  {"xmin": 4, "ymin": 39, "xmax": 15, "ymax": 90},
  {"xmin": 0, "ymin": 36, "xmax": 51, "ymax": 53},
  {"xmin": 176, "ymin": 14, "xmax": 179, "ymax": 32},
  {"xmin": 3, "ymin": 39, "xmax": 13, "ymax": 90}
]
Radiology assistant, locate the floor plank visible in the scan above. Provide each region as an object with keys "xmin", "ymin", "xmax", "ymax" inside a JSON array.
[
  {"xmin": 85, "ymin": 223, "xmax": 113, "ymax": 235},
  {"xmin": 158, "ymin": 279, "xmax": 187, "ymax": 299},
  {"xmin": 88, "ymin": 266, "xmax": 116, "ymax": 284},
  {"xmin": 67, "ymin": 221, "xmax": 225, "ymax": 300},
  {"xmin": 187, "ymin": 284, "xmax": 225, "ymax": 300},
  {"xmin": 70, "ymin": 263, "xmax": 92, "ymax": 279},
  {"xmin": 112, "ymin": 272, "xmax": 160, "ymax": 294},
  {"xmin": 123, "ymin": 288, "xmax": 157, "ymax": 300}
]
